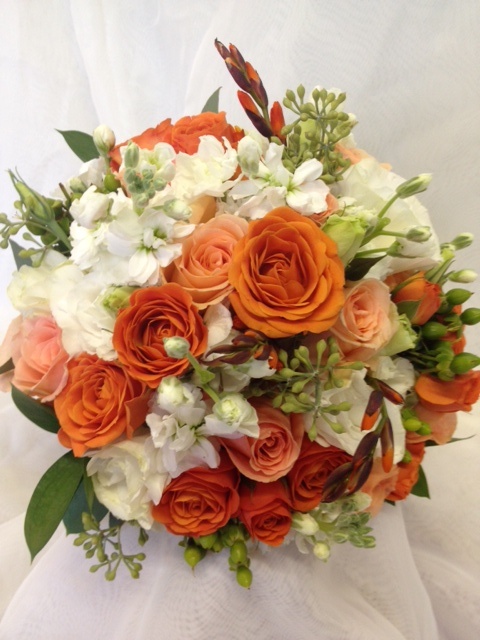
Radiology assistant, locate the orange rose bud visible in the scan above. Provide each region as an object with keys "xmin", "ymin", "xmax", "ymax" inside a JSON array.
[
  {"xmin": 151, "ymin": 457, "xmax": 240, "ymax": 537},
  {"xmin": 238, "ymin": 480, "xmax": 292, "ymax": 547},
  {"xmin": 415, "ymin": 371, "xmax": 480, "ymax": 413},
  {"xmin": 112, "ymin": 284, "xmax": 208, "ymax": 388},
  {"xmin": 54, "ymin": 354, "xmax": 150, "ymax": 457},
  {"xmin": 391, "ymin": 272, "xmax": 442, "ymax": 325},
  {"xmin": 228, "ymin": 207, "xmax": 345, "ymax": 338}
]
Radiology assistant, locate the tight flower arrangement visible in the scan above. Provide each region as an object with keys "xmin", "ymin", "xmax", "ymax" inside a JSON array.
[{"xmin": 1, "ymin": 41, "xmax": 479, "ymax": 588}]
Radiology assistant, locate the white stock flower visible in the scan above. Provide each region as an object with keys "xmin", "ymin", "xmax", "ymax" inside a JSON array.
[
  {"xmin": 70, "ymin": 220, "xmax": 109, "ymax": 270},
  {"xmin": 230, "ymin": 141, "xmax": 329, "ymax": 218},
  {"xmin": 201, "ymin": 393, "xmax": 259, "ymax": 439},
  {"xmin": 70, "ymin": 185, "xmax": 111, "ymax": 228},
  {"xmin": 291, "ymin": 512, "xmax": 320, "ymax": 536},
  {"xmin": 311, "ymin": 369, "xmax": 405, "ymax": 463},
  {"xmin": 87, "ymin": 435, "xmax": 169, "ymax": 530}
]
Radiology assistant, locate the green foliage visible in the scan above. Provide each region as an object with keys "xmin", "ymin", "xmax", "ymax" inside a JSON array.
[
  {"xmin": 11, "ymin": 385, "xmax": 60, "ymax": 433},
  {"xmin": 410, "ymin": 465, "xmax": 430, "ymax": 499},
  {"xmin": 63, "ymin": 475, "xmax": 108, "ymax": 534},
  {"xmin": 25, "ymin": 452, "xmax": 86, "ymax": 560},
  {"xmin": 56, "ymin": 129, "xmax": 99, "ymax": 162},
  {"xmin": 201, "ymin": 87, "xmax": 221, "ymax": 114}
]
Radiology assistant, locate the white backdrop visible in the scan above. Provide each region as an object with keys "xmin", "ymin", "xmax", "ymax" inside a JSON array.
[{"xmin": 0, "ymin": 2, "xmax": 479, "ymax": 638}]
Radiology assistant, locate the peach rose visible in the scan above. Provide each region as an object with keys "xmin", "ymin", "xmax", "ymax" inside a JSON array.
[
  {"xmin": 220, "ymin": 401, "xmax": 304, "ymax": 482},
  {"xmin": 408, "ymin": 404, "xmax": 457, "ymax": 445},
  {"xmin": 287, "ymin": 437, "xmax": 353, "ymax": 512},
  {"xmin": 360, "ymin": 458, "xmax": 399, "ymax": 516},
  {"xmin": 388, "ymin": 441, "xmax": 425, "ymax": 502},
  {"xmin": 391, "ymin": 271, "xmax": 442, "ymax": 325},
  {"xmin": 1, "ymin": 315, "xmax": 69, "ymax": 402},
  {"xmin": 112, "ymin": 284, "xmax": 208, "ymax": 388},
  {"xmin": 110, "ymin": 112, "xmax": 240, "ymax": 170},
  {"xmin": 309, "ymin": 193, "xmax": 340, "ymax": 226},
  {"xmin": 415, "ymin": 371, "xmax": 480, "ymax": 413},
  {"xmin": 151, "ymin": 456, "xmax": 240, "ymax": 537},
  {"xmin": 163, "ymin": 214, "xmax": 248, "ymax": 309},
  {"xmin": 330, "ymin": 279, "xmax": 399, "ymax": 361},
  {"xmin": 238, "ymin": 480, "xmax": 292, "ymax": 547},
  {"xmin": 188, "ymin": 196, "xmax": 217, "ymax": 226},
  {"xmin": 228, "ymin": 207, "xmax": 345, "ymax": 338},
  {"xmin": 54, "ymin": 354, "xmax": 150, "ymax": 457}
]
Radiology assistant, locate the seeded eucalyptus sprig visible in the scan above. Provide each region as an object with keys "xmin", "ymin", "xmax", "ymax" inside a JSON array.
[
  {"xmin": 281, "ymin": 86, "xmax": 355, "ymax": 183},
  {"xmin": 73, "ymin": 512, "xmax": 149, "ymax": 580}
]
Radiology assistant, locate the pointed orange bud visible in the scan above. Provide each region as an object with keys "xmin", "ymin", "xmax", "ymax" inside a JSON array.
[
  {"xmin": 237, "ymin": 91, "xmax": 273, "ymax": 138},
  {"xmin": 376, "ymin": 379, "xmax": 404, "ymax": 405},
  {"xmin": 361, "ymin": 390, "xmax": 383, "ymax": 430},
  {"xmin": 270, "ymin": 101, "xmax": 286, "ymax": 142}
]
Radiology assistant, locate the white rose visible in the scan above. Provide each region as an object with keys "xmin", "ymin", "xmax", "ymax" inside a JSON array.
[{"xmin": 202, "ymin": 393, "xmax": 259, "ymax": 438}]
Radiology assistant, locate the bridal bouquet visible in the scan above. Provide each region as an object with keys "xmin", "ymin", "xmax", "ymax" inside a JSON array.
[{"xmin": 1, "ymin": 41, "xmax": 479, "ymax": 588}]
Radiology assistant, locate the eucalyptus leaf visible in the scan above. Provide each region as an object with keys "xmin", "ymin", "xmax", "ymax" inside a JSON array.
[
  {"xmin": 63, "ymin": 475, "xmax": 108, "ymax": 534},
  {"xmin": 9, "ymin": 239, "xmax": 31, "ymax": 269},
  {"xmin": 410, "ymin": 464, "xmax": 430, "ymax": 499},
  {"xmin": 201, "ymin": 87, "xmax": 221, "ymax": 114},
  {"xmin": 56, "ymin": 129, "xmax": 99, "ymax": 162},
  {"xmin": 11, "ymin": 385, "xmax": 60, "ymax": 433},
  {"xmin": 25, "ymin": 452, "xmax": 86, "ymax": 560}
]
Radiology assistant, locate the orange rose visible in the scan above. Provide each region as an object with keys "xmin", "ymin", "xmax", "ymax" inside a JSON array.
[
  {"xmin": 415, "ymin": 371, "xmax": 480, "ymax": 413},
  {"xmin": 112, "ymin": 284, "xmax": 208, "ymax": 388},
  {"xmin": 54, "ymin": 354, "xmax": 150, "ymax": 457},
  {"xmin": 360, "ymin": 458, "xmax": 399, "ymax": 516},
  {"xmin": 287, "ymin": 437, "xmax": 352, "ymax": 512},
  {"xmin": 228, "ymin": 207, "xmax": 345, "ymax": 338},
  {"xmin": 391, "ymin": 272, "xmax": 442, "ymax": 325},
  {"xmin": 163, "ymin": 214, "xmax": 248, "ymax": 309},
  {"xmin": 388, "ymin": 441, "xmax": 425, "ymax": 502},
  {"xmin": 151, "ymin": 457, "xmax": 240, "ymax": 537},
  {"xmin": 238, "ymin": 480, "xmax": 292, "ymax": 547},
  {"xmin": 110, "ymin": 112, "xmax": 240, "ymax": 170},
  {"xmin": 220, "ymin": 401, "xmax": 304, "ymax": 482}
]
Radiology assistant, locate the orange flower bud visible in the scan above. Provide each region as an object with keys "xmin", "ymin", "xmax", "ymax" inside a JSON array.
[{"xmin": 391, "ymin": 272, "xmax": 442, "ymax": 325}]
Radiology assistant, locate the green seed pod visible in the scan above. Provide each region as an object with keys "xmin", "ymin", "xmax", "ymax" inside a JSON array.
[
  {"xmin": 421, "ymin": 322, "xmax": 448, "ymax": 340},
  {"xmin": 104, "ymin": 173, "xmax": 122, "ymax": 192},
  {"xmin": 460, "ymin": 308, "xmax": 480, "ymax": 325},
  {"xmin": 197, "ymin": 533, "xmax": 218, "ymax": 550},
  {"xmin": 446, "ymin": 288, "xmax": 472, "ymax": 306},
  {"xmin": 236, "ymin": 565, "xmax": 253, "ymax": 589},
  {"xmin": 450, "ymin": 353, "xmax": 480, "ymax": 374},
  {"xmin": 229, "ymin": 540, "xmax": 248, "ymax": 565},
  {"xmin": 184, "ymin": 545, "xmax": 205, "ymax": 569}
]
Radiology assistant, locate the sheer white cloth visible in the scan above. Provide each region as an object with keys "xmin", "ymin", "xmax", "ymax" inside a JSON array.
[{"xmin": 0, "ymin": 2, "xmax": 479, "ymax": 638}]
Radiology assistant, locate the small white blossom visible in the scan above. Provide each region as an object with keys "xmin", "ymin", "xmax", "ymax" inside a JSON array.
[{"xmin": 202, "ymin": 393, "xmax": 259, "ymax": 439}]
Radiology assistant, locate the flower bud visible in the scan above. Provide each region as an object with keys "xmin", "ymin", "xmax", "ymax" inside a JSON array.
[
  {"xmin": 163, "ymin": 337, "xmax": 190, "ymax": 359},
  {"xmin": 292, "ymin": 513, "xmax": 319, "ymax": 536},
  {"xmin": 313, "ymin": 541, "xmax": 331, "ymax": 561},
  {"xmin": 93, "ymin": 124, "xmax": 116, "ymax": 155},
  {"xmin": 395, "ymin": 174, "xmax": 432, "ymax": 199},
  {"xmin": 123, "ymin": 142, "xmax": 140, "ymax": 169},
  {"xmin": 452, "ymin": 233, "xmax": 474, "ymax": 250},
  {"xmin": 184, "ymin": 545, "xmax": 205, "ymax": 569},
  {"xmin": 322, "ymin": 214, "xmax": 368, "ymax": 265},
  {"xmin": 448, "ymin": 269, "xmax": 477, "ymax": 284},
  {"xmin": 102, "ymin": 286, "xmax": 135, "ymax": 312},
  {"xmin": 405, "ymin": 226, "xmax": 432, "ymax": 243},
  {"xmin": 460, "ymin": 308, "xmax": 480, "ymax": 325},
  {"xmin": 421, "ymin": 322, "xmax": 448, "ymax": 340},
  {"xmin": 450, "ymin": 353, "xmax": 480, "ymax": 374},
  {"xmin": 229, "ymin": 540, "xmax": 248, "ymax": 565}
]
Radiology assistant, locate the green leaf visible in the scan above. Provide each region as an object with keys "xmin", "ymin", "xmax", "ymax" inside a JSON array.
[
  {"xmin": 395, "ymin": 300, "xmax": 421, "ymax": 322},
  {"xmin": 201, "ymin": 87, "xmax": 221, "ymax": 114},
  {"xmin": 56, "ymin": 129, "xmax": 99, "ymax": 162},
  {"xmin": 410, "ymin": 464, "xmax": 430, "ymax": 498},
  {"xmin": 9, "ymin": 239, "xmax": 31, "ymax": 269},
  {"xmin": 25, "ymin": 452, "xmax": 86, "ymax": 559},
  {"xmin": 0, "ymin": 358, "xmax": 14, "ymax": 376},
  {"xmin": 345, "ymin": 255, "xmax": 385, "ymax": 281},
  {"xmin": 11, "ymin": 385, "xmax": 60, "ymax": 433},
  {"xmin": 63, "ymin": 475, "xmax": 108, "ymax": 534}
]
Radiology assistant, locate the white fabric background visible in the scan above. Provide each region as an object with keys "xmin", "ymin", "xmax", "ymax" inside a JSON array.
[{"xmin": 0, "ymin": 1, "xmax": 479, "ymax": 638}]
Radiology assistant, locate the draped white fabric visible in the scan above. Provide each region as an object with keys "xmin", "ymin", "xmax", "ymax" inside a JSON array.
[{"xmin": 0, "ymin": 1, "xmax": 479, "ymax": 638}]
